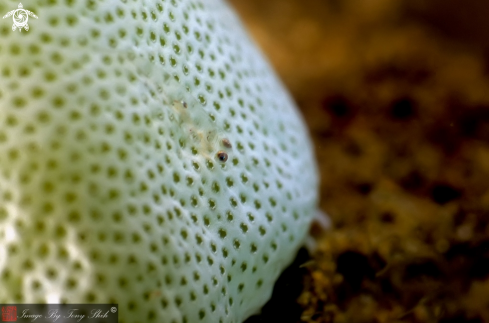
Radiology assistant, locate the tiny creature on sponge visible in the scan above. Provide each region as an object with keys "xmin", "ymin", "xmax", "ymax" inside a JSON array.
[{"xmin": 0, "ymin": 0, "xmax": 319, "ymax": 322}]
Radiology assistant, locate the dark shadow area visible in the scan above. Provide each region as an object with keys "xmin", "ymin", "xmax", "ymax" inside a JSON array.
[{"xmin": 244, "ymin": 248, "xmax": 310, "ymax": 323}]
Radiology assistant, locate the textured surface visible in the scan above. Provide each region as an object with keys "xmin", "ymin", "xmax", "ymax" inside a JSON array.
[
  {"xmin": 230, "ymin": 0, "xmax": 489, "ymax": 322},
  {"xmin": 0, "ymin": 0, "xmax": 318, "ymax": 322}
]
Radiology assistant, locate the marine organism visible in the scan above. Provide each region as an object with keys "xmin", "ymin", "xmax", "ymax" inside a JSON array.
[{"xmin": 0, "ymin": 0, "xmax": 319, "ymax": 322}]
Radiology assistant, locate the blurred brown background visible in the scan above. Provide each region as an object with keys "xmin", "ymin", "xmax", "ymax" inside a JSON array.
[{"xmin": 228, "ymin": 1, "xmax": 489, "ymax": 322}]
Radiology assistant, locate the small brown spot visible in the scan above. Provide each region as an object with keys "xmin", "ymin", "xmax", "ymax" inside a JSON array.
[{"xmin": 222, "ymin": 138, "xmax": 232, "ymax": 148}]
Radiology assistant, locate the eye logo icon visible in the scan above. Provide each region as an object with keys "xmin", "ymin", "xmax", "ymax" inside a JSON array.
[{"xmin": 2, "ymin": 3, "xmax": 38, "ymax": 32}]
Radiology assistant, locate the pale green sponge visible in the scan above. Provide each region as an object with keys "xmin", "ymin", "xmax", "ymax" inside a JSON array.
[{"xmin": 0, "ymin": 0, "xmax": 318, "ymax": 322}]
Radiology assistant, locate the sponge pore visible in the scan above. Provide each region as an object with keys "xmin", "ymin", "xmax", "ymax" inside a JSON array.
[{"xmin": 0, "ymin": 0, "xmax": 318, "ymax": 322}]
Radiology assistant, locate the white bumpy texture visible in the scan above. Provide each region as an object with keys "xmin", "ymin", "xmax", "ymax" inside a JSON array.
[{"xmin": 0, "ymin": 0, "xmax": 318, "ymax": 322}]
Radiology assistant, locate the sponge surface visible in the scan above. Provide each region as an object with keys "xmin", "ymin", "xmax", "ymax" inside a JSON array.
[{"xmin": 0, "ymin": 0, "xmax": 318, "ymax": 322}]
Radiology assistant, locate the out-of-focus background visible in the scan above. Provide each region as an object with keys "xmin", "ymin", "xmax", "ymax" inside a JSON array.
[{"xmin": 228, "ymin": 0, "xmax": 489, "ymax": 322}]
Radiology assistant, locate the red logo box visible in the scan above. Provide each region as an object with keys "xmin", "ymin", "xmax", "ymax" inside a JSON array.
[{"xmin": 1, "ymin": 306, "xmax": 16, "ymax": 322}]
